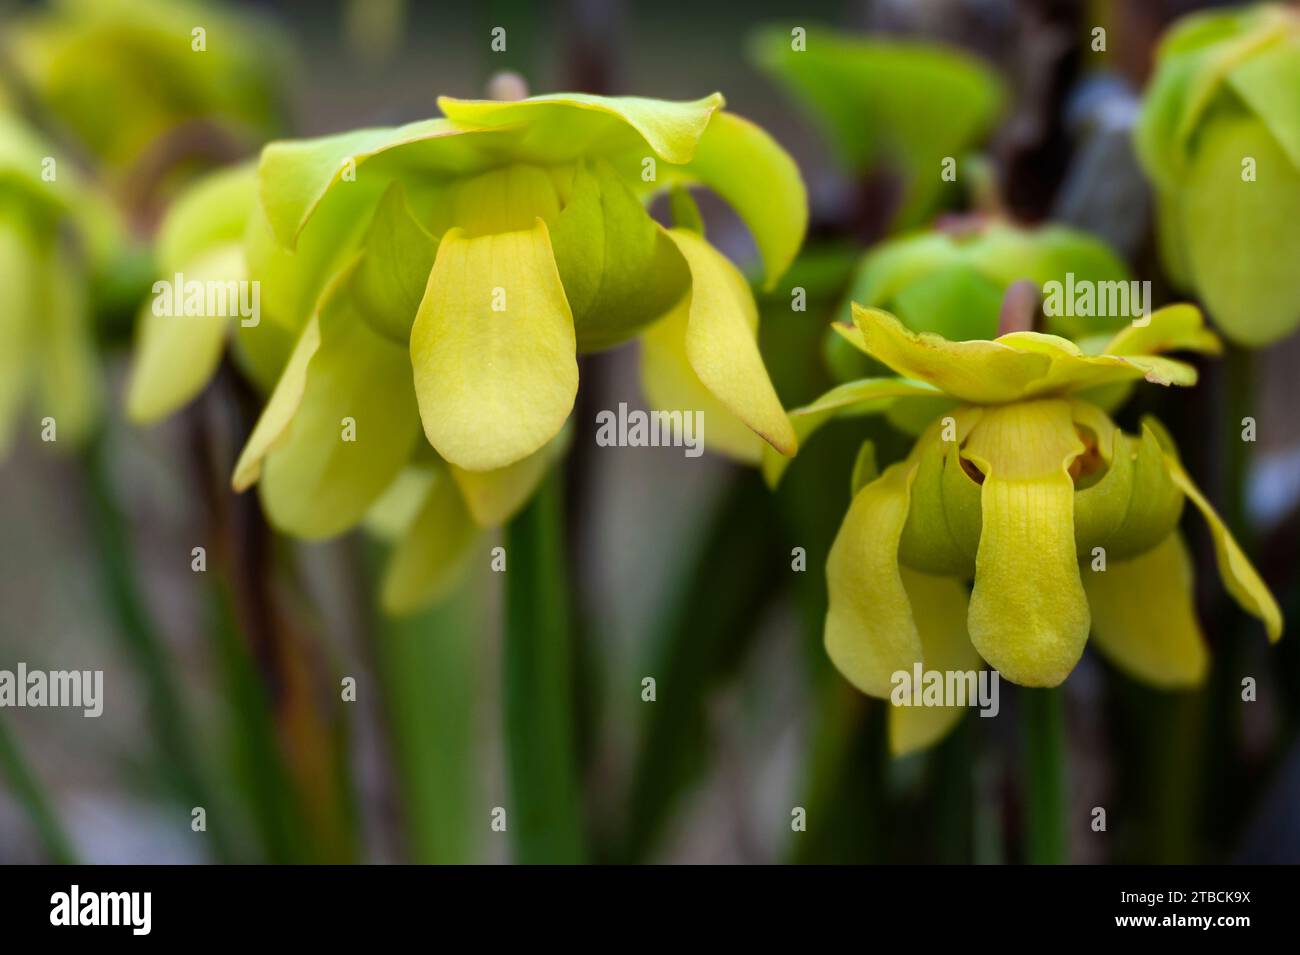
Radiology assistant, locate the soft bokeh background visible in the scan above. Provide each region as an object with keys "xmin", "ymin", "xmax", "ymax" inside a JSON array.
[{"xmin": 1, "ymin": 0, "xmax": 1298, "ymax": 864}]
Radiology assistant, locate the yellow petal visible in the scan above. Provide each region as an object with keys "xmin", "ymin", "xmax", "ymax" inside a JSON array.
[
  {"xmin": 825, "ymin": 462, "xmax": 923, "ymax": 698},
  {"xmin": 888, "ymin": 569, "xmax": 981, "ymax": 756},
  {"xmin": 126, "ymin": 245, "xmax": 240, "ymax": 424},
  {"xmin": 1083, "ymin": 532, "xmax": 1208, "ymax": 687},
  {"xmin": 963, "ymin": 400, "xmax": 1091, "ymax": 686},
  {"xmin": 364, "ymin": 467, "xmax": 436, "ymax": 540},
  {"xmin": 1166, "ymin": 456, "xmax": 1283, "ymax": 643},
  {"xmin": 640, "ymin": 292, "xmax": 764, "ymax": 463},
  {"xmin": 1102, "ymin": 303, "xmax": 1221, "ymax": 357},
  {"xmin": 231, "ymin": 314, "xmax": 321, "ymax": 490},
  {"xmin": 380, "ymin": 465, "xmax": 479, "ymax": 615},
  {"xmin": 252, "ymin": 278, "xmax": 421, "ymax": 540},
  {"xmin": 670, "ymin": 110, "xmax": 807, "ymax": 289},
  {"xmin": 661, "ymin": 228, "xmax": 796, "ymax": 457},
  {"xmin": 854, "ymin": 304, "xmax": 1053, "ymax": 402},
  {"xmin": 852, "ymin": 304, "xmax": 1201, "ymax": 403},
  {"xmin": 449, "ymin": 425, "xmax": 570, "ymax": 527},
  {"xmin": 411, "ymin": 220, "xmax": 577, "ymax": 472},
  {"xmin": 230, "ymin": 264, "xmax": 360, "ymax": 490}
]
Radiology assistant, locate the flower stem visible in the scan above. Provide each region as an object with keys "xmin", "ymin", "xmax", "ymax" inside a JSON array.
[
  {"xmin": 0, "ymin": 715, "xmax": 78, "ymax": 863},
  {"xmin": 503, "ymin": 468, "xmax": 584, "ymax": 863},
  {"xmin": 373, "ymin": 571, "xmax": 482, "ymax": 864},
  {"xmin": 1022, "ymin": 687, "xmax": 1067, "ymax": 864},
  {"xmin": 80, "ymin": 436, "xmax": 232, "ymax": 860}
]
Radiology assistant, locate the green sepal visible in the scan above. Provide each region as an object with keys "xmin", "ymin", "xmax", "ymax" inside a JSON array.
[
  {"xmin": 348, "ymin": 181, "xmax": 438, "ymax": 344},
  {"xmin": 549, "ymin": 160, "xmax": 689, "ymax": 352}
]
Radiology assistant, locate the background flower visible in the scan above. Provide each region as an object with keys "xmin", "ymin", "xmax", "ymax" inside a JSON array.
[{"xmin": 1136, "ymin": 3, "xmax": 1300, "ymax": 346}]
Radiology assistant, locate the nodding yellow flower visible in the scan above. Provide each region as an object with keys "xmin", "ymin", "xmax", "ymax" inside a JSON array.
[
  {"xmin": 768, "ymin": 303, "xmax": 1283, "ymax": 755},
  {"xmin": 127, "ymin": 92, "xmax": 805, "ymax": 612}
]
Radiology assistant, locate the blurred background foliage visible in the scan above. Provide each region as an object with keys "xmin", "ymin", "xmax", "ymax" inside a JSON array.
[{"xmin": 0, "ymin": 0, "xmax": 1298, "ymax": 864}]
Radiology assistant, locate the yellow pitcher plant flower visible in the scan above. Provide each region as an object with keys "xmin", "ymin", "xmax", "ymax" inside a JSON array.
[
  {"xmin": 125, "ymin": 160, "xmax": 567, "ymax": 613},
  {"xmin": 0, "ymin": 111, "xmax": 118, "ymax": 456},
  {"xmin": 768, "ymin": 303, "xmax": 1282, "ymax": 754},
  {"xmin": 129, "ymin": 92, "xmax": 804, "ymax": 611}
]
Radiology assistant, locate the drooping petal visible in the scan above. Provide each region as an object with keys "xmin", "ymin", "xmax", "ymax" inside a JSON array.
[
  {"xmin": 659, "ymin": 228, "xmax": 796, "ymax": 457},
  {"xmin": 1084, "ymin": 532, "xmax": 1208, "ymax": 687},
  {"xmin": 640, "ymin": 292, "xmax": 763, "ymax": 462},
  {"xmin": 963, "ymin": 400, "xmax": 1091, "ymax": 686},
  {"xmin": 411, "ymin": 220, "xmax": 577, "ymax": 472},
  {"xmin": 126, "ymin": 245, "xmax": 241, "ymax": 424},
  {"xmin": 888, "ymin": 569, "xmax": 981, "ymax": 756},
  {"xmin": 1166, "ymin": 455, "xmax": 1283, "ymax": 642},
  {"xmin": 379, "ymin": 464, "xmax": 479, "ymax": 615},
  {"xmin": 449, "ymin": 425, "xmax": 570, "ymax": 527},
  {"xmin": 248, "ymin": 272, "xmax": 422, "ymax": 539},
  {"xmin": 668, "ymin": 110, "xmax": 807, "ymax": 290},
  {"xmin": 363, "ymin": 466, "xmax": 435, "ymax": 541},
  {"xmin": 230, "ymin": 313, "xmax": 321, "ymax": 491},
  {"xmin": 437, "ymin": 92, "xmax": 724, "ymax": 165},
  {"xmin": 825, "ymin": 462, "xmax": 924, "ymax": 698},
  {"xmin": 232, "ymin": 258, "xmax": 364, "ymax": 490}
]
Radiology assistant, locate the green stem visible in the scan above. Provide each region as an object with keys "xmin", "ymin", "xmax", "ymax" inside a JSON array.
[
  {"xmin": 374, "ymin": 571, "xmax": 481, "ymax": 864},
  {"xmin": 1022, "ymin": 687, "xmax": 1066, "ymax": 864},
  {"xmin": 80, "ymin": 436, "xmax": 230, "ymax": 860},
  {"xmin": 503, "ymin": 469, "xmax": 584, "ymax": 863},
  {"xmin": 0, "ymin": 715, "xmax": 78, "ymax": 863},
  {"xmin": 203, "ymin": 575, "xmax": 309, "ymax": 863}
]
